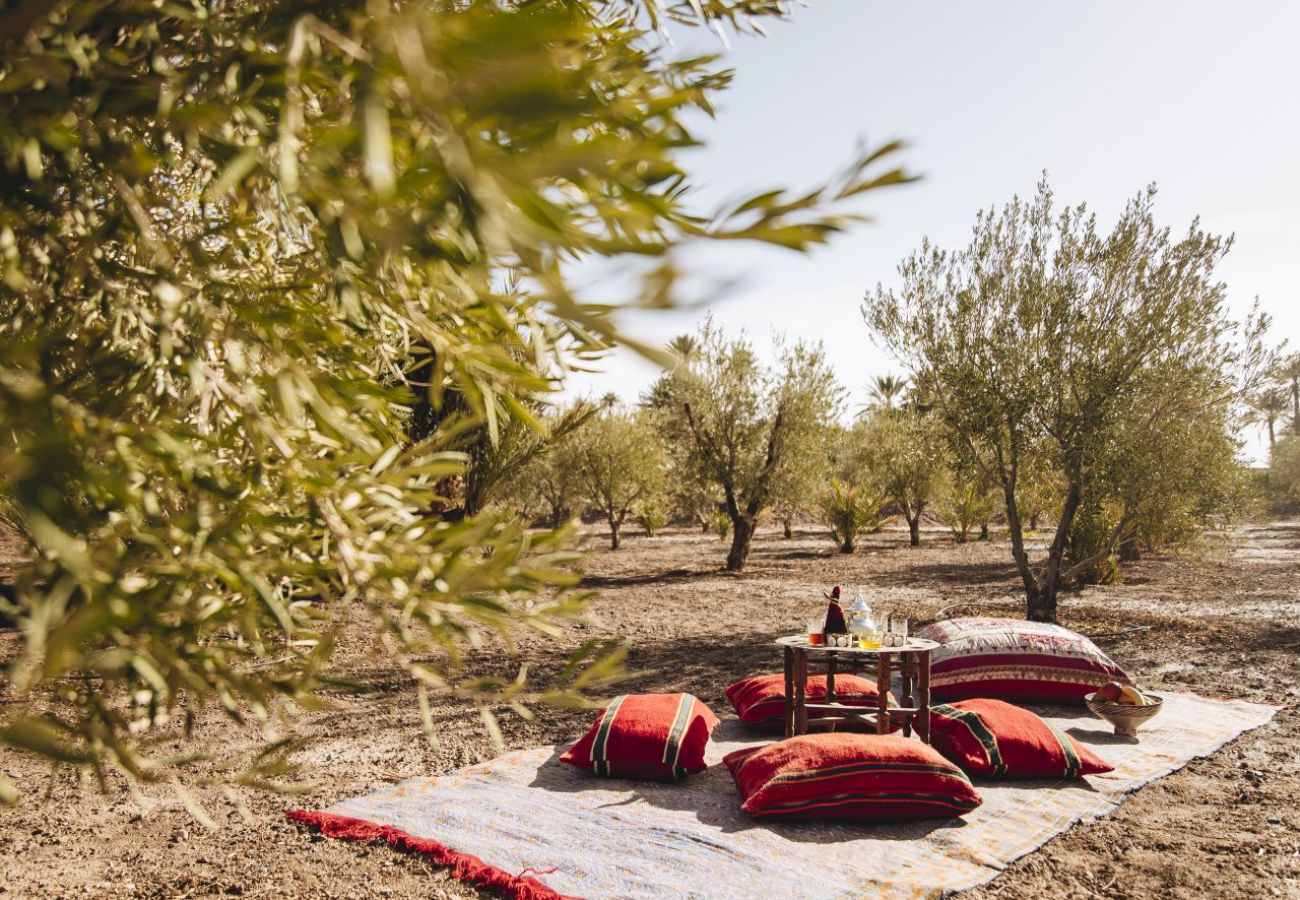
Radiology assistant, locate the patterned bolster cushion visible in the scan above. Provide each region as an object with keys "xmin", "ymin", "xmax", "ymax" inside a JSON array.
[
  {"xmin": 559, "ymin": 693, "xmax": 720, "ymax": 782},
  {"xmin": 724, "ymin": 674, "xmax": 889, "ymax": 732},
  {"xmin": 916, "ymin": 617, "xmax": 1130, "ymax": 704},
  {"xmin": 930, "ymin": 698, "xmax": 1114, "ymax": 779},
  {"xmin": 724, "ymin": 733, "xmax": 983, "ymax": 822}
]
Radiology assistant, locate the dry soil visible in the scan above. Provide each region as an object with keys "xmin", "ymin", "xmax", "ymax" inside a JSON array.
[{"xmin": 2, "ymin": 520, "xmax": 1298, "ymax": 899}]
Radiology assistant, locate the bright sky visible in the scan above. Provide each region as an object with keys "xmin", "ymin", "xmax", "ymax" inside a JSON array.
[{"xmin": 565, "ymin": 0, "xmax": 1300, "ymax": 462}]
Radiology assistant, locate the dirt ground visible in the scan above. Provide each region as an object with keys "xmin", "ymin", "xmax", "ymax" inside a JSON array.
[{"xmin": 2, "ymin": 519, "xmax": 1298, "ymax": 899}]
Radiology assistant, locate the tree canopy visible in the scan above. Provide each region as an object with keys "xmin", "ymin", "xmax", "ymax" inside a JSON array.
[
  {"xmin": 0, "ymin": 0, "xmax": 908, "ymax": 800},
  {"xmin": 865, "ymin": 178, "xmax": 1267, "ymax": 621},
  {"xmin": 647, "ymin": 322, "xmax": 844, "ymax": 570}
]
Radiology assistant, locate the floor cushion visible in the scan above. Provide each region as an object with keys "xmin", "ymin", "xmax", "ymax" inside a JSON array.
[
  {"xmin": 560, "ymin": 693, "xmax": 719, "ymax": 782},
  {"xmin": 930, "ymin": 698, "xmax": 1114, "ymax": 779},
  {"xmin": 725, "ymin": 673, "xmax": 889, "ymax": 732},
  {"xmin": 724, "ymin": 733, "xmax": 982, "ymax": 821},
  {"xmin": 917, "ymin": 617, "xmax": 1130, "ymax": 703}
]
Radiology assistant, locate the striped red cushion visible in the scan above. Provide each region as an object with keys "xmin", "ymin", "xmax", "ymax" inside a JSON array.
[
  {"xmin": 918, "ymin": 617, "xmax": 1130, "ymax": 704},
  {"xmin": 930, "ymin": 699, "xmax": 1114, "ymax": 779},
  {"xmin": 559, "ymin": 693, "xmax": 719, "ymax": 782},
  {"xmin": 724, "ymin": 733, "xmax": 982, "ymax": 822},
  {"xmin": 725, "ymin": 674, "xmax": 887, "ymax": 732}
]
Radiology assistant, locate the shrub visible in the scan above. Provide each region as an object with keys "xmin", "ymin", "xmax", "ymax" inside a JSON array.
[
  {"xmin": 938, "ymin": 482, "xmax": 997, "ymax": 543},
  {"xmin": 817, "ymin": 481, "xmax": 888, "ymax": 554},
  {"xmin": 637, "ymin": 498, "xmax": 670, "ymax": 537}
]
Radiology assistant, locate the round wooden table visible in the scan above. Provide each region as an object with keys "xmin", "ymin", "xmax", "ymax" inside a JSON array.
[{"xmin": 775, "ymin": 635, "xmax": 940, "ymax": 742}]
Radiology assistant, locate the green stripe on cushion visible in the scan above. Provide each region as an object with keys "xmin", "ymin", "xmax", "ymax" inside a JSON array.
[
  {"xmin": 1044, "ymin": 721, "xmax": 1081, "ymax": 779},
  {"xmin": 933, "ymin": 703, "xmax": 1006, "ymax": 777},
  {"xmin": 660, "ymin": 693, "xmax": 694, "ymax": 771},
  {"xmin": 589, "ymin": 694, "xmax": 627, "ymax": 773},
  {"xmin": 770, "ymin": 760, "xmax": 971, "ymax": 786},
  {"xmin": 762, "ymin": 792, "xmax": 982, "ymax": 814}
]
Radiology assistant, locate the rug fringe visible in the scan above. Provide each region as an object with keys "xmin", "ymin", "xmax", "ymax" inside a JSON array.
[{"xmin": 287, "ymin": 809, "xmax": 579, "ymax": 900}]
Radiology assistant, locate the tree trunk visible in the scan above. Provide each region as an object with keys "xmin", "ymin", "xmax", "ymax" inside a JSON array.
[
  {"xmin": 700, "ymin": 515, "xmax": 710, "ymax": 533},
  {"xmin": 1032, "ymin": 481, "xmax": 1083, "ymax": 623},
  {"xmin": 783, "ymin": 515, "xmax": 793, "ymax": 539},
  {"xmin": 1026, "ymin": 581, "xmax": 1055, "ymax": 622},
  {"xmin": 1269, "ymin": 416, "xmax": 1277, "ymax": 447},
  {"xmin": 979, "ymin": 522, "xmax": 989, "ymax": 541},
  {"xmin": 1119, "ymin": 533, "xmax": 1142, "ymax": 562},
  {"xmin": 1029, "ymin": 511, "xmax": 1039, "ymax": 531},
  {"xmin": 608, "ymin": 516, "xmax": 620, "ymax": 550},
  {"xmin": 907, "ymin": 513, "xmax": 920, "ymax": 547},
  {"xmin": 1293, "ymin": 377, "xmax": 1299, "ymax": 435},
  {"xmin": 726, "ymin": 516, "xmax": 755, "ymax": 571},
  {"xmin": 840, "ymin": 535, "xmax": 854, "ymax": 553}
]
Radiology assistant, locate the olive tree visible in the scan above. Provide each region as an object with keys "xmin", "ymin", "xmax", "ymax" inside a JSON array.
[
  {"xmin": 865, "ymin": 179, "xmax": 1267, "ymax": 621},
  {"xmin": 573, "ymin": 408, "xmax": 666, "ymax": 550},
  {"xmin": 649, "ymin": 323, "xmax": 844, "ymax": 570},
  {"xmin": 856, "ymin": 409, "xmax": 948, "ymax": 546},
  {"xmin": 0, "ymin": 0, "xmax": 909, "ymax": 798},
  {"xmin": 502, "ymin": 408, "xmax": 592, "ymax": 528}
]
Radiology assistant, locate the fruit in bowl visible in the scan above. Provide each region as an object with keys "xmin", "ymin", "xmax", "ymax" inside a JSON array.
[
  {"xmin": 1086, "ymin": 684, "xmax": 1163, "ymax": 736},
  {"xmin": 1093, "ymin": 681, "xmax": 1125, "ymax": 702}
]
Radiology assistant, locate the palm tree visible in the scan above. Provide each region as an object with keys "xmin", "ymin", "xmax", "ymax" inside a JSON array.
[
  {"xmin": 666, "ymin": 334, "xmax": 699, "ymax": 369},
  {"xmin": 857, "ymin": 374, "xmax": 907, "ymax": 418},
  {"xmin": 1252, "ymin": 388, "xmax": 1289, "ymax": 447},
  {"xmin": 1281, "ymin": 353, "xmax": 1300, "ymax": 437}
]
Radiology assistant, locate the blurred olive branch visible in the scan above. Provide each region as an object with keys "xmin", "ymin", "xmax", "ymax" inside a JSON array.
[{"xmin": 0, "ymin": 0, "xmax": 911, "ymax": 804}]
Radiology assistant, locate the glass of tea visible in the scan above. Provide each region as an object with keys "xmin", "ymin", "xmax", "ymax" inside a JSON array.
[{"xmin": 806, "ymin": 619, "xmax": 825, "ymax": 645}]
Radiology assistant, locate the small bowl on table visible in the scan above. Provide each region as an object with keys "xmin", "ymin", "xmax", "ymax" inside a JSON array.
[{"xmin": 1084, "ymin": 692, "xmax": 1163, "ymax": 736}]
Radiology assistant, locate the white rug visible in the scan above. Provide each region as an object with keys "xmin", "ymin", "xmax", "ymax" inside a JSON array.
[{"xmin": 291, "ymin": 692, "xmax": 1277, "ymax": 899}]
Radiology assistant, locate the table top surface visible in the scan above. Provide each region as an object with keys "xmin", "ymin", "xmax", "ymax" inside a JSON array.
[{"xmin": 775, "ymin": 634, "xmax": 940, "ymax": 654}]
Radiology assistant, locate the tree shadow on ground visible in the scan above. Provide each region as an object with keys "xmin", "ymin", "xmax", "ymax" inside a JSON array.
[
  {"xmin": 580, "ymin": 567, "xmax": 726, "ymax": 588},
  {"xmin": 881, "ymin": 560, "xmax": 1023, "ymax": 588}
]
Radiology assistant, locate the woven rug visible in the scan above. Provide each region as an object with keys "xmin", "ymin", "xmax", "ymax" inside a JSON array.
[{"xmin": 290, "ymin": 692, "xmax": 1277, "ymax": 899}]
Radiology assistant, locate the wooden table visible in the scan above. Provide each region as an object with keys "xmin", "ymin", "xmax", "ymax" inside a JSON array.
[{"xmin": 776, "ymin": 635, "xmax": 940, "ymax": 742}]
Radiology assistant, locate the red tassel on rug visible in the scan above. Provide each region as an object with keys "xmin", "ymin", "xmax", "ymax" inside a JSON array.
[{"xmin": 287, "ymin": 809, "xmax": 581, "ymax": 900}]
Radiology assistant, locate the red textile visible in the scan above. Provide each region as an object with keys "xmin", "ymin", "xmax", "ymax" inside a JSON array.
[
  {"xmin": 918, "ymin": 617, "xmax": 1131, "ymax": 703},
  {"xmin": 287, "ymin": 809, "xmax": 578, "ymax": 900},
  {"xmin": 725, "ymin": 673, "xmax": 887, "ymax": 732},
  {"xmin": 930, "ymin": 698, "xmax": 1114, "ymax": 779},
  {"xmin": 724, "ymin": 733, "xmax": 982, "ymax": 822},
  {"xmin": 559, "ymin": 693, "xmax": 719, "ymax": 782}
]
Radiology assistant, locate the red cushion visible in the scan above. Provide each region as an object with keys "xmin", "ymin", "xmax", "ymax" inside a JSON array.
[
  {"xmin": 724, "ymin": 733, "xmax": 982, "ymax": 821},
  {"xmin": 559, "ymin": 693, "xmax": 719, "ymax": 782},
  {"xmin": 725, "ymin": 673, "xmax": 887, "ymax": 731},
  {"xmin": 917, "ymin": 617, "xmax": 1130, "ymax": 704},
  {"xmin": 930, "ymin": 699, "xmax": 1114, "ymax": 779}
]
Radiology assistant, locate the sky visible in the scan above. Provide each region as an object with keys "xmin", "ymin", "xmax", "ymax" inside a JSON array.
[{"xmin": 564, "ymin": 0, "xmax": 1300, "ymax": 462}]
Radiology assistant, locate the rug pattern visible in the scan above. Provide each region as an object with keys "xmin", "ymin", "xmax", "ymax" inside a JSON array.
[{"xmin": 292, "ymin": 692, "xmax": 1277, "ymax": 899}]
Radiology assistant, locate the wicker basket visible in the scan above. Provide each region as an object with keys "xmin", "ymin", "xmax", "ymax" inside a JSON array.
[{"xmin": 1084, "ymin": 692, "xmax": 1163, "ymax": 736}]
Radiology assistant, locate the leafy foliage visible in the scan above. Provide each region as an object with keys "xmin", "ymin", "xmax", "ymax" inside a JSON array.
[
  {"xmin": 647, "ymin": 321, "xmax": 845, "ymax": 570},
  {"xmin": 856, "ymin": 408, "xmax": 948, "ymax": 547},
  {"xmin": 0, "ymin": 0, "xmax": 908, "ymax": 798},
  {"xmin": 865, "ymin": 178, "xmax": 1268, "ymax": 621},
  {"xmin": 636, "ymin": 497, "xmax": 670, "ymax": 538},
  {"xmin": 572, "ymin": 408, "xmax": 666, "ymax": 550},
  {"xmin": 938, "ymin": 481, "xmax": 997, "ymax": 544},
  {"xmin": 816, "ymin": 480, "xmax": 887, "ymax": 554}
]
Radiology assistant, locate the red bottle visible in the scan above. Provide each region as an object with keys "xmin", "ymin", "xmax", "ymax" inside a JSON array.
[{"xmin": 823, "ymin": 585, "xmax": 848, "ymax": 635}]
